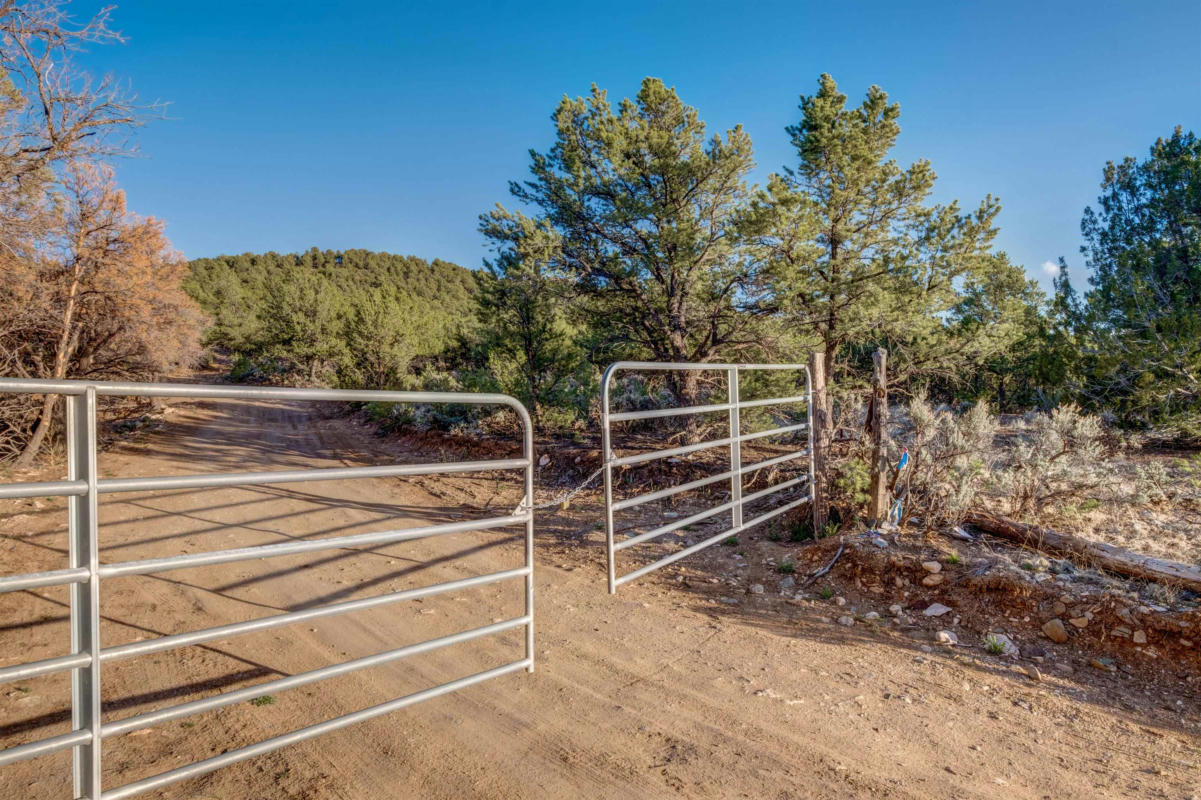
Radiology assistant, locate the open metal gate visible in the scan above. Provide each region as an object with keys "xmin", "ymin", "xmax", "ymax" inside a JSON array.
[
  {"xmin": 0, "ymin": 378, "xmax": 534, "ymax": 799},
  {"xmin": 602, "ymin": 362, "xmax": 813, "ymax": 593}
]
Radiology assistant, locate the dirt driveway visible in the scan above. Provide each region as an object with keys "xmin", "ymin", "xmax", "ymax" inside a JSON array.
[{"xmin": 1, "ymin": 397, "xmax": 1197, "ymax": 799}]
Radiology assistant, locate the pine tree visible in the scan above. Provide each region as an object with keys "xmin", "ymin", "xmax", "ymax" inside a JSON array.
[
  {"xmin": 339, "ymin": 291, "xmax": 418, "ymax": 390},
  {"xmin": 750, "ymin": 74, "xmax": 1017, "ymax": 391},
  {"xmin": 258, "ymin": 269, "xmax": 345, "ymax": 384},
  {"xmin": 948, "ymin": 254, "xmax": 1046, "ymax": 410},
  {"xmin": 487, "ymin": 77, "xmax": 765, "ymax": 417},
  {"xmin": 477, "ymin": 212, "xmax": 585, "ymax": 431}
]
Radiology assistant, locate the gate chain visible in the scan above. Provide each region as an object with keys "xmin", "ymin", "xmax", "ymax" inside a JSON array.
[{"xmin": 515, "ymin": 464, "xmax": 606, "ymax": 513}]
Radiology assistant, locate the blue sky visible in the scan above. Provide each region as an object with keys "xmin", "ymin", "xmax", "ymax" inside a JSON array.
[{"xmin": 80, "ymin": 0, "xmax": 1200, "ymax": 289}]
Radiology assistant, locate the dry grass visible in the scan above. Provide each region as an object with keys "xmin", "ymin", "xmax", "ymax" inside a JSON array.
[{"xmin": 1059, "ymin": 451, "xmax": 1201, "ymax": 566}]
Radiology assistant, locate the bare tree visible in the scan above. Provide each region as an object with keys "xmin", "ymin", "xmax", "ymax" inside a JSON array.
[
  {"xmin": 1, "ymin": 1, "xmax": 155, "ymax": 261},
  {"xmin": 0, "ymin": 1, "xmax": 146, "ymax": 179},
  {"xmin": 0, "ymin": 1, "xmax": 185, "ymax": 466}
]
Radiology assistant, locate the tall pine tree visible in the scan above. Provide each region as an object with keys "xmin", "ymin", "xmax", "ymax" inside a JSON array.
[
  {"xmin": 750, "ymin": 74, "xmax": 1021, "ymax": 392},
  {"xmin": 477, "ymin": 212, "xmax": 585, "ymax": 431}
]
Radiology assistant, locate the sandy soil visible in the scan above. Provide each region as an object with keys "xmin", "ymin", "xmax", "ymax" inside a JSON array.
[{"xmin": 1, "ymin": 397, "xmax": 1199, "ymax": 799}]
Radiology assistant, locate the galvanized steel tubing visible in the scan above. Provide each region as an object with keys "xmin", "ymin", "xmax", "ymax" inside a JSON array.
[
  {"xmin": 601, "ymin": 362, "xmax": 813, "ymax": 593},
  {"xmin": 0, "ymin": 377, "xmax": 535, "ymax": 799}
]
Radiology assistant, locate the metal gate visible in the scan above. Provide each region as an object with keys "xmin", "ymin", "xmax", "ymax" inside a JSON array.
[
  {"xmin": 0, "ymin": 378, "xmax": 534, "ymax": 799},
  {"xmin": 602, "ymin": 362, "xmax": 813, "ymax": 593}
]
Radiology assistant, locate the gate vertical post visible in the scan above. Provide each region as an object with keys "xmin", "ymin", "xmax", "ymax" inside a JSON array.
[
  {"xmin": 601, "ymin": 365, "xmax": 617, "ymax": 594},
  {"xmin": 727, "ymin": 367, "xmax": 742, "ymax": 530},
  {"xmin": 67, "ymin": 388, "xmax": 102, "ymax": 797},
  {"xmin": 805, "ymin": 366, "xmax": 817, "ymax": 534},
  {"xmin": 866, "ymin": 348, "xmax": 890, "ymax": 525},
  {"xmin": 808, "ymin": 352, "xmax": 830, "ymax": 538},
  {"xmin": 520, "ymin": 405, "xmax": 535, "ymax": 673}
]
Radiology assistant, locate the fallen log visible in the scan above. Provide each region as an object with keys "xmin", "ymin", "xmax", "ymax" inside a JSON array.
[{"xmin": 963, "ymin": 510, "xmax": 1201, "ymax": 594}]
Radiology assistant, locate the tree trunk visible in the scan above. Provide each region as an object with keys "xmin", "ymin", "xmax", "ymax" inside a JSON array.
[
  {"xmin": 527, "ymin": 360, "xmax": 542, "ymax": 432},
  {"xmin": 682, "ymin": 369, "xmax": 701, "ymax": 443},
  {"xmin": 667, "ymin": 366, "xmax": 701, "ymax": 444},
  {"xmin": 15, "ymin": 267, "xmax": 81, "ymax": 468},
  {"xmin": 867, "ymin": 348, "xmax": 889, "ymax": 525},
  {"xmin": 808, "ymin": 350, "xmax": 831, "ymax": 536},
  {"xmin": 964, "ymin": 511, "xmax": 1201, "ymax": 593},
  {"xmin": 15, "ymin": 394, "xmax": 57, "ymax": 469}
]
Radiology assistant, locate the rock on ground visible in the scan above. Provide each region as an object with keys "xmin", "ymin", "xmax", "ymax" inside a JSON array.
[{"xmin": 1042, "ymin": 618, "xmax": 1069, "ymax": 643}]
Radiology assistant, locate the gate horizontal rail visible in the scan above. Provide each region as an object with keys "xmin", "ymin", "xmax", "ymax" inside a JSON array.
[
  {"xmin": 602, "ymin": 362, "xmax": 813, "ymax": 593},
  {"xmin": 0, "ymin": 377, "xmax": 535, "ymax": 799}
]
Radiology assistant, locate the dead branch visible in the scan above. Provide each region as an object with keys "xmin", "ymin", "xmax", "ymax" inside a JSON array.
[
  {"xmin": 964, "ymin": 510, "xmax": 1201, "ymax": 593},
  {"xmin": 802, "ymin": 537, "xmax": 845, "ymax": 587}
]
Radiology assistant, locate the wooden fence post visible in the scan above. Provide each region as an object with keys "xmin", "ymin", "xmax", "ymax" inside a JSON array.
[
  {"xmin": 808, "ymin": 351, "xmax": 830, "ymax": 537},
  {"xmin": 867, "ymin": 348, "xmax": 889, "ymax": 526}
]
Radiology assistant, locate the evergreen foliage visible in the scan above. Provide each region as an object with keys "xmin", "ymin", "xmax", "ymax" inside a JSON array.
[
  {"xmin": 749, "ymin": 74, "xmax": 1032, "ymax": 394},
  {"xmin": 485, "ymin": 78, "xmax": 767, "ymax": 413},
  {"xmin": 1076, "ymin": 127, "xmax": 1201, "ymax": 438},
  {"xmin": 177, "ymin": 78, "xmax": 1198, "ymax": 445},
  {"xmin": 476, "ymin": 213, "xmax": 590, "ymax": 430},
  {"xmin": 185, "ymin": 248, "xmax": 478, "ymax": 388}
]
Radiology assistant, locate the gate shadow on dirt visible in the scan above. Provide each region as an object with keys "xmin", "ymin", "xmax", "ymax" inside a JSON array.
[{"xmin": 1, "ymin": 483, "xmax": 527, "ymax": 749}]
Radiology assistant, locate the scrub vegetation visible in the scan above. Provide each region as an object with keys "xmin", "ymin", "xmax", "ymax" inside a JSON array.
[{"xmin": 1, "ymin": 1, "xmax": 1198, "ymax": 547}]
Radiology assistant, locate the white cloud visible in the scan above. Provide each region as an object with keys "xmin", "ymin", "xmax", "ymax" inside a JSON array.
[{"xmin": 1041, "ymin": 260, "xmax": 1061, "ymax": 278}]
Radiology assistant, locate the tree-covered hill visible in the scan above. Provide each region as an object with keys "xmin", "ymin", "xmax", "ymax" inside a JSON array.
[
  {"xmin": 177, "ymin": 85, "xmax": 1199, "ymax": 444},
  {"xmin": 185, "ymin": 248, "xmax": 479, "ymax": 387}
]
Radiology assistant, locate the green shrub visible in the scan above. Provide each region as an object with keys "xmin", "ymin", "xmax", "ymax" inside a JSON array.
[
  {"xmin": 229, "ymin": 354, "xmax": 258, "ymax": 382},
  {"xmin": 833, "ymin": 457, "xmax": 871, "ymax": 510}
]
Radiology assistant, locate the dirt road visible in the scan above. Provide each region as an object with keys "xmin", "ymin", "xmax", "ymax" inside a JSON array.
[{"xmin": 1, "ymin": 398, "xmax": 1197, "ymax": 798}]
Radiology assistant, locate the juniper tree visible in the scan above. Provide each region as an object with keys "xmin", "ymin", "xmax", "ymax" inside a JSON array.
[
  {"xmin": 477, "ymin": 211, "xmax": 586, "ymax": 430},
  {"xmin": 338, "ymin": 290, "xmax": 418, "ymax": 390},
  {"xmin": 258, "ymin": 269, "xmax": 345, "ymax": 384},
  {"xmin": 1078, "ymin": 127, "xmax": 1201, "ymax": 438},
  {"xmin": 948, "ymin": 254, "xmax": 1046, "ymax": 410}
]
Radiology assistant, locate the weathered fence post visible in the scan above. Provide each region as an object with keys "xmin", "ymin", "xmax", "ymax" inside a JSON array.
[
  {"xmin": 808, "ymin": 351, "xmax": 830, "ymax": 536},
  {"xmin": 867, "ymin": 348, "xmax": 889, "ymax": 526}
]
